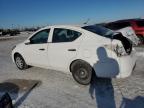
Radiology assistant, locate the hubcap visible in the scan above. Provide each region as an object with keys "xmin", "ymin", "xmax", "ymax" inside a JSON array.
[
  {"xmin": 78, "ymin": 68, "xmax": 88, "ymax": 79},
  {"xmin": 16, "ymin": 57, "xmax": 23, "ymax": 68}
]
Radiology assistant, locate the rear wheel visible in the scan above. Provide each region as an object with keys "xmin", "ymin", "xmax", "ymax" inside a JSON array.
[
  {"xmin": 71, "ymin": 60, "xmax": 92, "ymax": 85},
  {"xmin": 14, "ymin": 54, "xmax": 28, "ymax": 70}
]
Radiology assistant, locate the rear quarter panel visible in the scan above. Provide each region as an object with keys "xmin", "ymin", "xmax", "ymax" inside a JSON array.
[{"xmin": 75, "ymin": 32, "xmax": 119, "ymax": 77}]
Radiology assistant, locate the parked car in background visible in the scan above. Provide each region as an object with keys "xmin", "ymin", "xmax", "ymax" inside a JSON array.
[
  {"xmin": 131, "ymin": 19, "xmax": 144, "ymax": 43},
  {"xmin": 12, "ymin": 25, "xmax": 137, "ymax": 85},
  {"xmin": 104, "ymin": 19, "xmax": 144, "ymax": 43},
  {"xmin": 1, "ymin": 29, "xmax": 20, "ymax": 36}
]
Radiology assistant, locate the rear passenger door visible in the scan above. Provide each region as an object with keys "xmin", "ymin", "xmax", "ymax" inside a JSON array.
[{"xmin": 48, "ymin": 28, "xmax": 82, "ymax": 71}]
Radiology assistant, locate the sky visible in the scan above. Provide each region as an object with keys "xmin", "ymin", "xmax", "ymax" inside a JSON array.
[{"xmin": 0, "ymin": 0, "xmax": 144, "ymax": 28}]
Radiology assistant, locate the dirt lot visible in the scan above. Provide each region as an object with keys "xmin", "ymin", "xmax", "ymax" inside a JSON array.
[{"xmin": 0, "ymin": 33, "xmax": 144, "ymax": 108}]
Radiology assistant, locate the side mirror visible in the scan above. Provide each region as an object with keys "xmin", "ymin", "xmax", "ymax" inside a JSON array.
[{"xmin": 25, "ymin": 40, "xmax": 30, "ymax": 45}]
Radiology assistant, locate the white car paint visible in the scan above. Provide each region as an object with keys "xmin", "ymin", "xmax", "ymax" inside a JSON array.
[
  {"xmin": 12, "ymin": 25, "xmax": 137, "ymax": 78},
  {"xmin": 117, "ymin": 27, "xmax": 140, "ymax": 45}
]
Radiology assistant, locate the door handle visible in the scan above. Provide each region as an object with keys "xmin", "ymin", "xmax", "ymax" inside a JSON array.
[
  {"xmin": 68, "ymin": 49, "xmax": 76, "ymax": 51},
  {"xmin": 39, "ymin": 48, "xmax": 45, "ymax": 51}
]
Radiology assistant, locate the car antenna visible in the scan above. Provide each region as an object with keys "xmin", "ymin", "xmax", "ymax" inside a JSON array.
[{"xmin": 84, "ymin": 18, "xmax": 90, "ymax": 25}]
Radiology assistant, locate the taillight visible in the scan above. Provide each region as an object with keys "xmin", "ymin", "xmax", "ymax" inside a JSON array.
[{"xmin": 114, "ymin": 45, "xmax": 126, "ymax": 57}]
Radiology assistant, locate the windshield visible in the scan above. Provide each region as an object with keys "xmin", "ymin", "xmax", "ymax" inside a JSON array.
[{"xmin": 82, "ymin": 25, "xmax": 114, "ymax": 39}]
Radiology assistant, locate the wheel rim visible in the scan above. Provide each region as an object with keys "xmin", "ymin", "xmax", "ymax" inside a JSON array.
[
  {"xmin": 76, "ymin": 68, "xmax": 88, "ymax": 80},
  {"xmin": 15, "ymin": 57, "xmax": 23, "ymax": 68}
]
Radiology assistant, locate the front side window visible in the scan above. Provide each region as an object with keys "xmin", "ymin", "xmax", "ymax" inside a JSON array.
[
  {"xmin": 30, "ymin": 29, "xmax": 50, "ymax": 44},
  {"xmin": 52, "ymin": 28, "xmax": 81, "ymax": 43}
]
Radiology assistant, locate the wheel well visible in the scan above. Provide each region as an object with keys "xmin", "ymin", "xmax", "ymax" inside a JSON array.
[
  {"xmin": 14, "ymin": 52, "xmax": 21, "ymax": 60},
  {"xmin": 69, "ymin": 59, "xmax": 96, "ymax": 78},
  {"xmin": 69, "ymin": 59, "xmax": 92, "ymax": 72}
]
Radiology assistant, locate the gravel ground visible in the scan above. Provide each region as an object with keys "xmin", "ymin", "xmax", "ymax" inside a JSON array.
[{"xmin": 0, "ymin": 33, "xmax": 144, "ymax": 108}]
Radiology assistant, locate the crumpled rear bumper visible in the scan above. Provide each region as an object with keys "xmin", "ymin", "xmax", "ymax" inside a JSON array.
[{"xmin": 116, "ymin": 50, "xmax": 137, "ymax": 78}]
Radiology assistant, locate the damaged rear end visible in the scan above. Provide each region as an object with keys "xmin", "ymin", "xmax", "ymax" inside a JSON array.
[
  {"xmin": 82, "ymin": 25, "xmax": 137, "ymax": 78},
  {"xmin": 117, "ymin": 27, "xmax": 140, "ymax": 46},
  {"xmin": 107, "ymin": 32, "xmax": 137, "ymax": 78}
]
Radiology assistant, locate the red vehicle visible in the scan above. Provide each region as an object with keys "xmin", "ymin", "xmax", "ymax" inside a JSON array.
[
  {"xmin": 104, "ymin": 19, "xmax": 144, "ymax": 43},
  {"xmin": 130, "ymin": 19, "xmax": 144, "ymax": 43}
]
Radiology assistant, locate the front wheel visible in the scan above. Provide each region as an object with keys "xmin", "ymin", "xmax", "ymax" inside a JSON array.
[
  {"xmin": 14, "ymin": 54, "xmax": 28, "ymax": 70},
  {"xmin": 71, "ymin": 61, "xmax": 92, "ymax": 85}
]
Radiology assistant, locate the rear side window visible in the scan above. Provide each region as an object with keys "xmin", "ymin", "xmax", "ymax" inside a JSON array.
[
  {"xmin": 136, "ymin": 20, "xmax": 144, "ymax": 27},
  {"xmin": 52, "ymin": 28, "xmax": 81, "ymax": 43}
]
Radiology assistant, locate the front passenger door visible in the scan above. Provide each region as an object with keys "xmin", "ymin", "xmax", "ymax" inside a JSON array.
[{"xmin": 23, "ymin": 29, "xmax": 50, "ymax": 67}]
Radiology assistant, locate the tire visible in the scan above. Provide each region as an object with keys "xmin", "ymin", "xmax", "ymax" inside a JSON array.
[
  {"xmin": 71, "ymin": 60, "xmax": 92, "ymax": 85},
  {"xmin": 14, "ymin": 54, "xmax": 28, "ymax": 70}
]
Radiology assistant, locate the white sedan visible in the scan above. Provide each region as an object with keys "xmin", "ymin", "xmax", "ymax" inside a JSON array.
[{"xmin": 12, "ymin": 25, "xmax": 137, "ymax": 85}]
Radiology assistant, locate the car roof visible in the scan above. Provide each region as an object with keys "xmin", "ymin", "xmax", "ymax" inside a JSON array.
[
  {"xmin": 35, "ymin": 24, "xmax": 89, "ymax": 34},
  {"xmin": 42, "ymin": 25, "xmax": 83, "ymax": 29}
]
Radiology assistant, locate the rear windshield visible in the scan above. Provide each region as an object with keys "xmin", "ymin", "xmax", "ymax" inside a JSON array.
[
  {"xmin": 82, "ymin": 25, "xmax": 114, "ymax": 39},
  {"xmin": 136, "ymin": 20, "xmax": 144, "ymax": 27}
]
